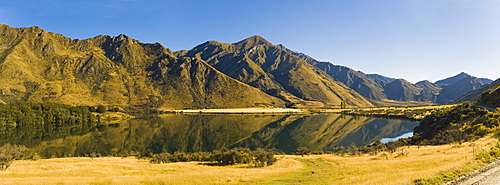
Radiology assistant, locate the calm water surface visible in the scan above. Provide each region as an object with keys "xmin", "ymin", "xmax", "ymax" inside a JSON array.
[{"xmin": 1, "ymin": 114, "xmax": 417, "ymax": 157}]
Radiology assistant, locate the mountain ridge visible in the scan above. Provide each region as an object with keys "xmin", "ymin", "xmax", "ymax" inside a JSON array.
[
  {"xmin": 281, "ymin": 50, "xmax": 493, "ymax": 104},
  {"xmin": 181, "ymin": 35, "xmax": 374, "ymax": 107},
  {"xmin": 0, "ymin": 24, "xmax": 286, "ymax": 110},
  {"xmin": 0, "ymin": 24, "xmax": 494, "ymax": 108}
]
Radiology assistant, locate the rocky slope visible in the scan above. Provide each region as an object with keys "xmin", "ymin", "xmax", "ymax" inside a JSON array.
[
  {"xmin": 180, "ymin": 36, "xmax": 374, "ymax": 108},
  {"xmin": 454, "ymin": 78, "xmax": 500, "ymax": 104},
  {"xmin": 0, "ymin": 24, "xmax": 491, "ymax": 108},
  {"xmin": 437, "ymin": 75, "xmax": 485, "ymax": 104},
  {"xmin": 0, "ymin": 24, "xmax": 285, "ymax": 110},
  {"xmin": 286, "ymin": 51, "xmax": 491, "ymax": 104},
  {"xmin": 476, "ymin": 82, "xmax": 500, "ymax": 108}
]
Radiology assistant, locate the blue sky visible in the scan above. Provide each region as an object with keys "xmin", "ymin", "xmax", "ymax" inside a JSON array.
[{"xmin": 1, "ymin": 0, "xmax": 499, "ymax": 83}]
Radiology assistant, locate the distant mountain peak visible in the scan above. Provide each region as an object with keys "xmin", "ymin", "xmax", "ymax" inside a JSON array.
[
  {"xmin": 435, "ymin": 72, "xmax": 471, "ymax": 84},
  {"xmin": 360, "ymin": 72, "xmax": 396, "ymax": 83},
  {"xmin": 234, "ymin": 35, "xmax": 272, "ymax": 50},
  {"xmin": 416, "ymin": 80, "xmax": 432, "ymax": 85}
]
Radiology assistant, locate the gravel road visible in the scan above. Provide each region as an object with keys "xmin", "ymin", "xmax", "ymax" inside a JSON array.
[{"xmin": 449, "ymin": 159, "xmax": 500, "ymax": 185}]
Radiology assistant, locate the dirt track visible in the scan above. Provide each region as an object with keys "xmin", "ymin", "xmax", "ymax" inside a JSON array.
[{"xmin": 450, "ymin": 159, "xmax": 500, "ymax": 185}]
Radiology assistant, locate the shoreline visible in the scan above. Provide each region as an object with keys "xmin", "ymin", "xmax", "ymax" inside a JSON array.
[{"xmin": 171, "ymin": 108, "xmax": 305, "ymax": 114}]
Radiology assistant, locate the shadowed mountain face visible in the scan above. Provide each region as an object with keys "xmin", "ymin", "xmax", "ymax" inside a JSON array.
[
  {"xmin": 378, "ymin": 74, "xmax": 489, "ymax": 104},
  {"xmin": 180, "ymin": 36, "xmax": 374, "ymax": 108},
  {"xmin": 283, "ymin": 50, "xmax": 492, "ymax": 104},
  {"xmin": 454, "ymin": 78, "xmax": 500, "ymax": 103},
  {"xmin": 436, "ymin": 75, "xmax": 485, "ymax": 104},
  {"xmin": 0, "ymin": 25, "xmax": 285, "ymax": 110},
  {"xmin": 313, "ymin": 62, "xmax": 387, "ymax": 100},
  {"xmin": 435, "ymin": 72, "xmax": 493, "ymax": 85},
  {"xmin": 340, "ymin": 69, "xmax": 492, "ymax": 104},
  {"xmin": 383, "ymin": 79, "xmax": 423, "ymax": 101},
  {"xmin": 363, "ymin": 73, "xmax": 396, "ymax": 83},
  {"xmin": 435, "ymin": 72, "xmax": 471, "ymax": 85},
  {"xmin": 476, "ymin": 81, "xmax": 500, "ymax": 108}
]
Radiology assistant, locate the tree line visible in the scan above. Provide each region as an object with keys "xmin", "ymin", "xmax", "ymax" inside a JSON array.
[{"xmin": 0, "ymin": 102, "xmax": 103, "ymax": 146}]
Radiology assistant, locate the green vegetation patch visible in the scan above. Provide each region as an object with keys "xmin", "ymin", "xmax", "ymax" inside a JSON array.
[
  {"xmin": 0, "ymin": 102, "xmax": 103, "ymax": 148},
  {"xmin": 413, "ymin": 103, "xmax": 500, "ymax": 145},
  {"xmin": 150, "ymin": 148, "xmax": 277, "ymax": 167}
]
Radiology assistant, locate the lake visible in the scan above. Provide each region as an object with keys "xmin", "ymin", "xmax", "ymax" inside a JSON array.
[{"xmin": 0, "ymin": 114, "xmax": 418, "ymax": 158}]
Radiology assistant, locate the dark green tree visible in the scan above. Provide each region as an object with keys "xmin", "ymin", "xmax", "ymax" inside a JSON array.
[
  {"xmin": 340, "ymin": 101, "xmax": 347, "ymax": 109},
  {"xmin": 96, "ymin": 105, "xmax": 107, "ymax": 113}
]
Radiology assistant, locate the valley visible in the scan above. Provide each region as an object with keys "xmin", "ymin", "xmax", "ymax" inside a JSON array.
[
  {"xmin": 1, "ymin": 24, "xmax": 495, "ymax": 111},
  {"xmin": 1, "ymin": 23, "xmax": 500, "ymax": 185}
]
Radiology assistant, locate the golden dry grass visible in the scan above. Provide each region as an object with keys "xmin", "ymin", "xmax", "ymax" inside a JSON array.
[
  {"xmin": 0, "ymin": 157, "xmax": 302, "ymax": 185},
  {"xmin": 257, "ymin": 136, "xmax": 497, "ymax": 185},
  {"xmin": 0, "ymin": 136, "xmax": 496, "ymax": 185}
]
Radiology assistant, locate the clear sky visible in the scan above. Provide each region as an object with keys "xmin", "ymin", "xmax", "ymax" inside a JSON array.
[{"xmin": 1, "ymin": 0, "xmax": 499, "ymax": 83}]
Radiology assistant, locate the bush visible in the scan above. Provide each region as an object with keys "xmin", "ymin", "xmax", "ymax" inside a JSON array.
[
  {"xmin": 252, "ymin": 148, "xmax": 277, "ymax": 167},
  {"xmin": 295, "ymin": 147, "xmax": 311, "ymax": 156},
  {"xmin": 476, "ymin": 143, "xmax": 500, "ymax": 163},
  {"xmin": 150, "ymin": 148, "xmax": 277, "ymax": 167},
  {"xmin": 96, "ymin": 105, "xmax": 107, "ymax": 113},
  {"xmin": 150, "ymin": 153, "xmax": 173, "ymax": 163},
  {"xmin": 213, "ymin": 148, "xmax": 252, "ymax": 165},
  {"xmin": 0, "ymin": 144, "xmax": 30, "ymax": 170}
]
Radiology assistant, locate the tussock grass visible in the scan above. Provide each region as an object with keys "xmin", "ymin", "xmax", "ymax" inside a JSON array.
[
  {"xmin": 0, "ymin": 157, "xmax": 302, "ymax": 184},
  {"xmin": 250, "ymin": 136, "xmax": 497, "ymax": 185},
  {"xmin": 0, "ymin": 136, "xmax": 496, "ymax": 184}
]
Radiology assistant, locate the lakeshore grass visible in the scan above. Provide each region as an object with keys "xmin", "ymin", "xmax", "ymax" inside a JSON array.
[
  {"xmin": 251, "ymin": 136, "xmax": 496, "ymax": 185},
  {"xmin": 0, "ymin": 136, "xmax": 496, "ymax": 184}
]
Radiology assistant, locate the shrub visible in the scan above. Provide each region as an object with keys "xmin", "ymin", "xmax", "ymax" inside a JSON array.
[
  {"xmin": 476, "ymin": 143, "xmax": 500, "ymax": 163},
  {"xmin": 96, "ymin": 105, "xmax": 107, "ymax": 113},
  {"xmin": 213, "ymin": 148, "xmax": 252, "ymax": 165},
  {"xmin": 295, "ymin": 147, "xmax": 311, "ymax": 156},
  {"xmin": 0, "ymin": 144, "xmax": 30, "ymax": 170},
  {"xmin": 252, "ymin": 148, "xmax": 276, "ymax": 167},
  {"xmin": 150, "ymin": 148, "xmax": 277, "ymax": 167},
  {"xmin": 150, "ymin": 153, "xmax": 173, "ymax": 164}
]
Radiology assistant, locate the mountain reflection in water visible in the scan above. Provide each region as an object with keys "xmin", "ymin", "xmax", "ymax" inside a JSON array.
[{"xmin": 1, "ymin": 114, "xmax": 418, "ymax": 157}]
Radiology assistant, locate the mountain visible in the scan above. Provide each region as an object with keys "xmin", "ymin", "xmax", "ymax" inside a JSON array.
[
  {"xmin": 286, "ymin": 53, "xmax": 388, "ymax": 101},
  {"xmin": 454, "ymin": 78, "xmax": 500, "ymax": 103},
  {"xmin": 434, "ymin": 72, "xmax": 492, "ymax": 85},
  {"xmin": 289, "ymin": 53, "xmax": 491, "ymax": 104},
  {"xmin": 415, "ymin": 80, "xmax": 441, "ymax": 102},
  {"xmin": 313, "ymin": 62, "xmax": 387, "ymax": 100},
  {"xmin": 479, "ymin": 78, "xmax": 494, "ymax": 85},
  {"xmin": 358, "ymin": 71, "xmax": 492, "ymax": 104},
  {"xmin": 383, "ymin": 79, "xmax": 423, "ymax": 101},
  {"xmin": 180, "ymin": 35, "xmax": 493, "ymax": 106},
  {"xmin": 1, "ymin": 24, "xmax": 491, "ymax": 108},
  {"xmin": 434, "ymin": 72, "xmax": 470, "ymax": 85},
  {"xmin": 436, "ymin": 75, "xmax": 485, "ymax": 104},
  {"xmin": 180, "ymin": 35, "xmax": 374, "ymax": 108},
  {"xmin": 475, "ymin": 81, "xmax": 500, "ymax": 108},
  {"xmin": 0, "ymin": 24, "xmax": 285, "ymax": 110},
  {"xmin": 360, "ymin": 72, "xmax": 396, "ymax": 83}
]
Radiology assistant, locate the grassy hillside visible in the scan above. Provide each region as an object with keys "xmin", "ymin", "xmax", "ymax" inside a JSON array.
[
  {"xmin": 182, "ymin": 36, "xmax": 374, "ymax": 108},
  {"xmin": 0, "ymin": 24, "xmax": 284, "ymax": 110},
  {"xmin": 476, "ymin": 83, "xmax": 500, "ymax": 108}
]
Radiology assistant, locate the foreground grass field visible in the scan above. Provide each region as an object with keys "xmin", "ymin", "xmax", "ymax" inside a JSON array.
[{"xmin": 0, "ymin": 136, "xmax": 497, "ymax": 185}]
